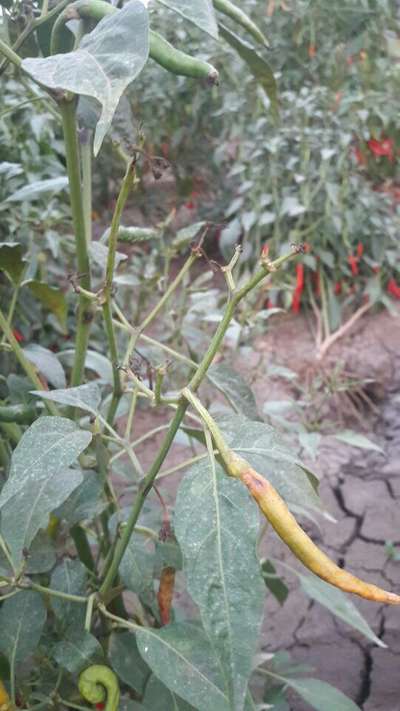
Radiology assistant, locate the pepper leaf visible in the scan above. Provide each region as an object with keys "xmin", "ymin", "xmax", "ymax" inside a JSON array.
[{"xmin": 22, "ymin": 2, "xmax": 149, "ymax": 155}]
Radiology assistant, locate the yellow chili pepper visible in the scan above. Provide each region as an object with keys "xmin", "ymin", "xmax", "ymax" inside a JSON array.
[
  {"xmin": 0, "ymin": 681, "xmax": 15, "ymax": 711},
  {"xmin": 234, "ymin": 456, "xmax": 400, "ymax": 605}
]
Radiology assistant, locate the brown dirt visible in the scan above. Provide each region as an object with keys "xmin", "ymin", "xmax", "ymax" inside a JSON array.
[{"xmin": 116, "ymin": 303, "xmax": 400, "ymax": 709}]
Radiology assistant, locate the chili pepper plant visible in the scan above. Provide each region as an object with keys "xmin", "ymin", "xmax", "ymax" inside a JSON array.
[{"xmin": 0, "ymin": 2, "xmax": 398, "ymax": 710}]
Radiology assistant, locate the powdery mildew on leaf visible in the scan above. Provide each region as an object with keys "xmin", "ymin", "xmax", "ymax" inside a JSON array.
[{"xmin": 22, "ymin": 2, "xmax": 149, "ymax": 154}]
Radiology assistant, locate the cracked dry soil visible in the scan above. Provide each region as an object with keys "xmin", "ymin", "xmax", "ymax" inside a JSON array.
[
  {"xmin": 249, "ymin": 308, "xmax": 400, "ymax": 710},
  {"xmin": 125, "ymin": 305, "xmax": 399, "ymax": 709}
]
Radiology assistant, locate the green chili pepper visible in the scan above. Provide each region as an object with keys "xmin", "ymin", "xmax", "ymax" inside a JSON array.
[
  {"xmin": 0, "ymin": 404, "xmax": 37, "ymax": 424},
  {"xmin": 213, "ymin": 0, "xmax": 270, "ymax": 47},
  {"xmin": 79, "ymin": 665, "xmax": 120, "ymax": 711},
  {"xmin": 149, "ymin": 31, "xmax": 219, "ymax": 84}
]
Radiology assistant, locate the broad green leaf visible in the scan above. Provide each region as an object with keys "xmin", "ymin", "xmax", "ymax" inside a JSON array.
[
  {"xmin": 52, "ymin": 629, "xmax": 103, "ymax": 674},
  {"xmin": 144, "ymin": 675, "xmax": 196, "ymax": 710},
  {"xmin": 208, "ymin": 362, "xmax": 260, "ymax": 420},
  {"xmin": 0, "ymin": 417, "xmax": 91, "ymax": 565},
  {"xmin": 23, "ymin": 280, "xmax": 68, "ymax": 329},
  {"xmin": 24, "ymin": 343, "xmax": 66, "ymax": 389},
  {"xmin": 155, "ymin": 0, "xmax": 218, "ymax": 39},
  {"xmin": 284, "ymin": 677, "xmax": 361, "ymax": 711},
  {"xmin": 22, "ymin": 2, "xmax": 149, "ymax": 155},
  {"xmin": 175, "ymin": 459, "xmax": 264, "ymax": 710},
  {"xmin": 57, "ymin": 349, "xmax": 113, "ymax": 383},
  {"xmin": 5, "ymin": 176, "xmax": 68, "ymax": 202},
  {"xmin": 333, "ymin": 430, "xmax": 383, "ymax": 453},
  {"xmin": 109, "ymin": 632, "xmax": 150, "ymax": 695},
  {"xmin": 218, "ymin": 24, "xmax": 278, "ymax": 119},
  {"xmin": 0, "ymin": 591, "xmax": 46, "ymax": 665},
  {"xmin": 299, "ymin": 574, "xmax": 386, "ymax": 648},
  {"xmin": 25, "ymin": 531, "xmax": 56, "ymax": 574},
  {"xmin": 31, "ymin": 382, "xmax": 101, "ymax": 414},
  {"xmin": 136, "ymin": 623, "xmax": 230, "ymax": 711},
  {"xmin": 1, "ymin": 469, "xmax": 83, "ymax": 567},
  {"xmin": 55, "ymin": 470, "xmax": 105, "ymax": 526},
  {"xmin": 50, "ymin": 559, "xmax": 87, "ymax": 630},
  {"xmin": 0, "ymin": 242, "xmax": 26, "ymax": 284},
  {"xmin": 218, "ymin": 414, "xmax": 321, "ymax": 511}
]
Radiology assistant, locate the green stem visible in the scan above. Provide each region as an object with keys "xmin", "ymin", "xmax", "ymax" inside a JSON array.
[
  {"xmin": 80, "ymin": 128, "xmax": 93, "ymax": 245},
  {"xmin": 102, "ymin": 160, "xmax": 136, "ymax": 423},
  {"xmin": 0, "ymin": 308, "xmax": 58, "ymax": 415},
  {"xmin": 60, "ymin": 99, "xmax": 93, "ymax": 388},
  {"xmin": 23, "ymin": 581, "xmax": 88, "ymax": 603},
  {"xmin": 99, "ymin": 248, "xmax": 299, "ymax": 599},
  {"xmin": 0, "ymin": 38, "xmax": 22, "ymax": 68}
]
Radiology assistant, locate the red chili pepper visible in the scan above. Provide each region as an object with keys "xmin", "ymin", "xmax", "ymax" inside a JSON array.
[
  {"xmin": 261, "ymin": 243, "xmax": 270, "ymax": 260},
  {"xmin": 95, "ymin": 704, "xmax": 105, "ymax": 710},
  {"xmin": 12, "ymin": 329, "xmax": 24, "ymax": 343},
  {"xmin": 348, "ymin": 254, "xmax": 359, "ymax": 276},
  {"xmin": 296, "ymin": 263, "xmax": 304, "ymax": 289},
  {"xmin": 356, "ymin": 242, "xmax": 364, "ymax": 258},
  {"xmin": 334, "ymin": 281, "xmax": 342, "ymax": 295},
  {"xmin": 291, "ymin": 264, "xmax": 305, "ymax": 313},
  {"xmin": 367, "ymin": 137, "xmax": 395, "ymax": 162},
  {"xmin": 387, "ymin": 277, "xmax": 400, "ymax": 299},
  {"xmin": 291, "ymin": 289, "xmax": 302, "ymax": 314}
]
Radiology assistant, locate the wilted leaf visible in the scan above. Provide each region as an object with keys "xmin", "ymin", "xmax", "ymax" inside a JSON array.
[
  {"xmin": 109, "ymin": 632, "xmax": 150, "ymax": 695},
  {"xmin": 22, "ymin": 2, "xmax": 149, "ymax": 154},
  {"xmin": 52, "ymin": 629, "xmax": 103, "ymax": 674},
  {"xmin": 218, "ymin": 24, "xmax": 278, "ymax": 118},
  {"xmin": 155, "ymin": 0, "xmax": 218, "ymax": 39},
  {"xmin": 299, "ymin": 574, "xmax": 386, "ymax": 648},
  {"xmin": 175, "ymin": 459, "xmax": 264, "ymax": 709},
  {"xmin": 208, "ymin": 362, "xmax": 260, "ymax": 420},
  {"xmin": 0, "ymin": 591, "xmax": 46, "ymax": 665},
  {"xmin": 31, "ymin": 382, "xmax": 101, "ymax": 414},
  {"xmin": 333, "ymin": 430, "xmax": 383, "ymax": 453},
  {"xmin": 0, "ymin": 242, "xmax": 26, "ymax": 284},
  {"xmin": 5, "ymin": 176, "xmax": 68, "ymax": 202},
  {"xmin": 24, "ymin": 343, "xmax": 66, "ymax": 389},
  {"xmin": 136, "ymin": 623, "xmax": 230, "ymax": 711},
  {"xmin": 23, "ymin": 280, "xmax": 68, "ymax": 329}
]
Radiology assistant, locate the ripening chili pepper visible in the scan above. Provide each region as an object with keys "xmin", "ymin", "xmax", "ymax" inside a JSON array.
[
  {"xmin": 157, "ymin": 566, "xmax": 176, "ymax": 625},
  {"xmin": 12, "ymin": 329, "xmax": 23, "ymax": 343},
  {"xmin": 367, "ymin": 137, "xmax": 395, "ymax": 162},
  {"xmin": 0, "ymin": 680, "xmax": 14, "ymax": 710},
  {"xmin": 356, "ymin": 242, "xmax": 364, "ymax": 258},
  {"xmin": 291, "ymin": 263, "xmax": 304, "ymax": 313},
  {"xmin": 353, "ymin": 145, "xmax": 367, "ymax": 166},
  {"xmin": 308, "ymin": 44, "xmax": 317, "ymax": 59},
  {"xmin": 334, "ymin": 281, "xmax": 342, "ymax": 295},
  {"xmin": 348, "ymin": 254, "xmax": 359, "ymax": 276},
  {"xmin": 96, "ymin": 705, "xmax": 105, "ymax": 711},
  {"xmin": 387, "ymin": 277, "xmax": 400, "ymax": 299},
  {"xmin": 183, "ymin": 388, "xmax": 400, "ymax": 605}
]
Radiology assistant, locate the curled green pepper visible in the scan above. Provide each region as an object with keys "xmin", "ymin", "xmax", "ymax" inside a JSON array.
[{"xmin": 79, "ymin": 665, "xmax": 120, "ymax": 711}]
